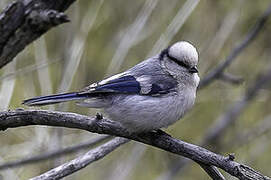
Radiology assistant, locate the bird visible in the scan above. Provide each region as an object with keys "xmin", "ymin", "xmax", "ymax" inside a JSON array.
[{"xmin": 23, "ymin": 41, "xmax": 200, "ymax": 132}]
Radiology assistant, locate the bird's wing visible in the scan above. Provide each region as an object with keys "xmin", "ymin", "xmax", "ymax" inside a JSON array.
[{"xmin": 79, "ymin": 71, "xmax": 177, "ymax": 96}]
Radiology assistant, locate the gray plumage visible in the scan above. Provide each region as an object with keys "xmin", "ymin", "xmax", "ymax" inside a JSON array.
[{"xmin": 23, "ymin": 41, "xmax": 200, "ymax": 132}]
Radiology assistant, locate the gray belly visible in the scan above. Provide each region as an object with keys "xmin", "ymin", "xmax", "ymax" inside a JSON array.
[{"xmin": 104, "ymin": 92, "xmax": 195, "ymax": 132}]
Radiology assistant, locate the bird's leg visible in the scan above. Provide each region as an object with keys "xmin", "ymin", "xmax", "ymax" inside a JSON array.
[
  {"xmin": 153, "ymin": 129, "xmax": 171, "ymax": 137},
  {"xmin": 96, "ymin": 112, "xmax": 103, "ymax": 120}
]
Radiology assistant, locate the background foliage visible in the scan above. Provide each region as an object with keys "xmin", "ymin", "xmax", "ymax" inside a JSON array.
[{"xmin": 1, "ymin": 0, "xmax": 271, "ymax": 179}]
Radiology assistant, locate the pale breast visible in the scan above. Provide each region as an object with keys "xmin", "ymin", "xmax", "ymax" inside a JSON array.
[{"xmin": 104, "ymin": 89, "xmax": 196, "ymax": 132}]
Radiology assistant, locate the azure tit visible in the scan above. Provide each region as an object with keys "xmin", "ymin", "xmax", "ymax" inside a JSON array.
[{"xmin": 23, "ymin": 41, "xmax": 200, "ymax": 132}]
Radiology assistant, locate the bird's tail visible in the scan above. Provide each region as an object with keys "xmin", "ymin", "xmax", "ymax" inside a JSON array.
[{"xmin": 22, "ymin": 92, "xmax": 87, "ymax": 106}]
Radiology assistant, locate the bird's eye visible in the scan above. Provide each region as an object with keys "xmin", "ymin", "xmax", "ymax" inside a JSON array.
[{"xmin": 188, "ymin": 66, "xmax": 198, "ymax": 74}]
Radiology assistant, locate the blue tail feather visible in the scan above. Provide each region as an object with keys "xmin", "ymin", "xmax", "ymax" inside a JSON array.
[{"xmin": 23, "ymin": 92, "xmax": 86, "ymax": 106}]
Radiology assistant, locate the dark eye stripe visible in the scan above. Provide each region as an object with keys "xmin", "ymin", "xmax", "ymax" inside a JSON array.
[
  {"xmin": 160, "ymin": 48, "xmax": 198, "ymax": 74},
  {"xmin": 166, "ymin": 53, "xmax": 190, "ymax": 69},
  {"xmin": 167, "ymin": 53, "xmax": 190, "ymax": 71},
  {"xmin": 160, "ymin": 48, "xmax": 190, "ymax": 69}
]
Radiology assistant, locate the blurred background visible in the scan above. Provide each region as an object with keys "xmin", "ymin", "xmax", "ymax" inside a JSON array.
[{"xmin": 1, "ymin": 0, "xmax": 271, "ymax": 179}]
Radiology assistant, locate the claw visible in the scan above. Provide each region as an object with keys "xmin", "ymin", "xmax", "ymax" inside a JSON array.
[{"xmin": 96, "ymin": 112, "xmax": 103, "ymax": 120}]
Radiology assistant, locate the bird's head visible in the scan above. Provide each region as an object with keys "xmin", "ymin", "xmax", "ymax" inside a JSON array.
[{"xmin": 160, "ymin": 41, "xmax": 200, "ymax": 87}]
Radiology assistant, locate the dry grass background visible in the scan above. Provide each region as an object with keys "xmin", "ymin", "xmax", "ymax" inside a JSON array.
[{"xmin": 1, "ymin": 0, "xmax": 271, "ymax": 179}]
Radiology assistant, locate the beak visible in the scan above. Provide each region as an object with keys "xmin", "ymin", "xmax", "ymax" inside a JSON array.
[{"xmin": 189, "ymin": 66, "xmax": 198, "ymax": 73}]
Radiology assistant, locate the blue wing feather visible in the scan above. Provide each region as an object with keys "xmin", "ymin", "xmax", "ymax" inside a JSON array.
[
  {"xmin": 148, "ymin": 84, "xmax": 164, "ymax": 95},
  {"xmin": 95, "ymin": 81, "xmax": 141, "ymax": 93},
  {"xmin": 23, "ymin": 73, "xmax": 177, "ymax": 106},
  {"xmin": 85, "ymin": 74, "xmax": 176, "ymax": 95},
  {"xmin": 147, "ymin": 81, "xmax": 177, "ymax": 95},
  {"xmin": 106, "ymin": 76, "xmax": 136, "ymax": 83},
  {"xmin": 91, "ymin": 75, "xmax": 141, "ymax": 93}
]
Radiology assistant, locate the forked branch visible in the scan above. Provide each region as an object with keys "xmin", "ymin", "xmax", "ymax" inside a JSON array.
[{"xmin": 0, "ymin": 110, "xmax": 269, "ymax": 180}]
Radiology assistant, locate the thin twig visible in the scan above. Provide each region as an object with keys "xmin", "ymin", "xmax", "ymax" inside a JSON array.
[
  {"xmin": 109, "ymin": 144, "xmax": 147, "ymax": 180},
  {"xmin": 199, "ymin": 3, "xmax": 271, "ymax": 88},
  {"xmin": 197, "ymin": 162, "xmax": 225, "ymax": 180},
  {"xmin": 0, "ymin": 58, "xmax": 62, "ymax": 81},
  {"xmin": 30, "ymin": 137, "xmax": 129, "ymax": 180},
  {"xmin": 218, "ymin": 73, "xmax": 244, "ymax": 85},
  {"xmin": 0, "ymin": 157, "xmax": 18, "ymax": 180},
  {"xmin": 0, "ymin": 135, "xmax": 110, "ymax": 171},
  {"xmin": 203, "ymin": 63, "xmax": 271, "ymax": 145}
]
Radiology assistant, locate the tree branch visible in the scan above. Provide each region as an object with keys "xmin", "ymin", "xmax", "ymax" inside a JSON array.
[
  {"xmin": 157, "ymin": 57, "xmax": 271, "ymax": 180},
  {"xmin": 199, "ymin": 3, "xmax": 271, "ymax": 88},
  {"xmin": 203, "ymin": 62, "xmax": 271, "ymax": 145},
  {"xmin": 197, "ymin": 162, "xmax": 225, "ymax": 180},
  {"xmin": 0, "ymin": 110, "xmax": 269, "ymax": 180},
  {"xmin": 0, "ymin": 1, "xmax": 269, "ymax": 179},
  {"xmin": 155, "ymin": 3, "xmax": 271, "ymax": 179},
  {"xmin": 218, "ymin": 73, "xmax": 244, "ymax": 85},
  {"xmin": 31, "ymin": 137, "xmax": 129, "ymax": 180},
  {"xmin": 0, "ymin": 0, "xmax": 76, "ymax": 69},
  {"xmin": 0, "ymin": 135, "xmax": 110, "ymax": 171}
]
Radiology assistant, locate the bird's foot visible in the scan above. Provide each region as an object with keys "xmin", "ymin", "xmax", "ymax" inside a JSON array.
[{"xmin": 96, "ymin": 112, "xmax": 103, "ymax": 120}]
